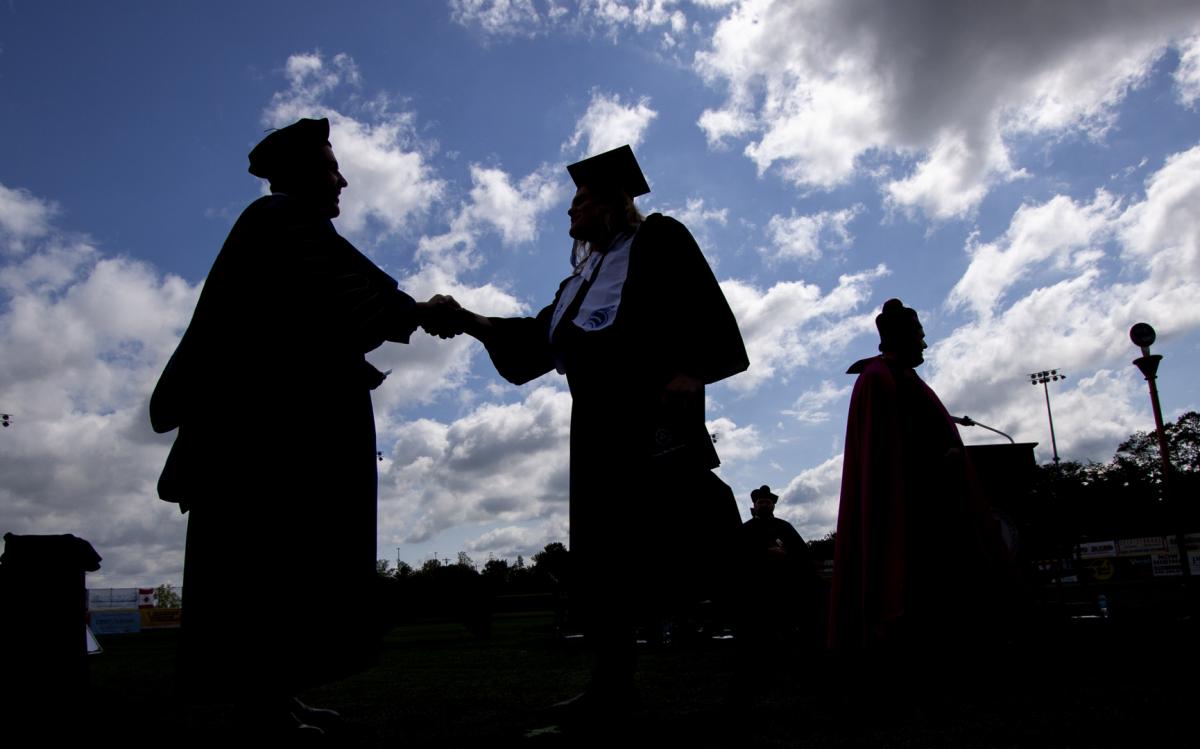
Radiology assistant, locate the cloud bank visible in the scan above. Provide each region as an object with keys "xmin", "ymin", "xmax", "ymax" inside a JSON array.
[{"xmin": 694, "ymin": 0, "xmax": 1200, "ymax": 219}]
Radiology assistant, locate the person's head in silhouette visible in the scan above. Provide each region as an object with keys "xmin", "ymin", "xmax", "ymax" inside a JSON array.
[
  {"xmin": 565, "ymin": 145, "xmax": 647, "ymax": 266},
  {"xmin": 750, "ymin": 485, "xmax": 778, "ymax": 519},
  {"xmin": 248, "ymin": 117, "xmax": 348, "ymax": 219},
  {"xmin": 876, "ymin": 298, "xmax": 926, "ymax": 368}
]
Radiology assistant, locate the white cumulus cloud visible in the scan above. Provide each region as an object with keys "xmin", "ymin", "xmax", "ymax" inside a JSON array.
[
  {"xmin": 928, "ymin": 144, "xmax": 1200, "ymax": 462},
  {"xmin": 417, "ymin": 163, "xmax": 565, "ymax": 275},
  {"xmin": 706, "ymin": 415, "xmax": 762, "ymax": 463},
  {"xmin": 463, "ymin": 521, "xmax": 568, "ymax": 559},
  {"xmin": 378, "ymin": 385, "xmax": 572, "ymax": 546},
  {"xmin": 947, "ymin": 192, "xmax": 1120, "ymax": 321},
  {"xmin": 1175, "ymin": 34, "xmax": 1200, "ymax": 108},
  {"xmin": 451, "ymin": 0, "xmax": 697, "ymax": 41},
  {"xmin": 694, "ymin": 0, "xmax": 1200, "ymax": 219},
  {"xmin": 783, "ymin": 380, "xmax": 851, "ymax": 424},
  {"xmin": 775, "ymin": 453, "xmax": 843, "ymax": 540},
  {"xmin": 566, "ymin": 91, "xmax": 659, "ymax": 156},
  {"xmin": 263, "ymin": 51, "xmax": 445, "ymax": 240},
  {"xmin": 0, "ymin": 183, "xmax": 200, "ymax": 588},
  {"xmin": 0, "ymin": 184, "xmax": 58, "ymax": 253},
  {"xmin": 720, "ymin": 264, "xmax": 890, "ymax": 391},
  {"xmin": 764, "ymin": 205, "xmax": 862, "ymax": 263},
  {"xmin": 450, "ymin": 0, "xmax": 546, "ymax": 38}
]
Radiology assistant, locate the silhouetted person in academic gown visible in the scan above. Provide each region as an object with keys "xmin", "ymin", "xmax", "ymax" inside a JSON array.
[
  {"xmin": 725, "ymin": 485, "xmax": 824, "ymax": 710},
  {"xmin": 446, "ymin": 146, "xmax": 748, "ymax": 723},
  {"xmin": 149, "ymin": 118, "xmax": 459, "ymax": 734},
  {"xmin": 739, "ymin": 485, "xmax": 819, "ymax": 647},
  {"xmin": 829, "ymin": 299, "xmax": 994, "ymax": 658}
]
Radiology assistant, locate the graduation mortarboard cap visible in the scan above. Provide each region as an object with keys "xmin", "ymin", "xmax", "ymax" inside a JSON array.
[
  {"xmin": 247, "ymin": 117, "xmax": 331, "ymax": 180},
  {"xmin": 567, "ymin": 145, "xmax": 650, "ymax": 198}
]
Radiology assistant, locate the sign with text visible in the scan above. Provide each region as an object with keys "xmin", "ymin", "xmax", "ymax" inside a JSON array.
[
  {"xmin": 1077, "ymin": 541, "xmax": 1117, "ymax": 559},
  {"xmin": 140, "ymin": 608, "xmax": 181, "ymax": 629},
  {"xmin": 1117, "ymin": 536, "xmax": 1167, "ymax": 556}
]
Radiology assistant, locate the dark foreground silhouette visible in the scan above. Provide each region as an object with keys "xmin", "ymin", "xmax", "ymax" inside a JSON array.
[
  {"xmin": 830, "ymin": 299, "xmax": 1007, "ymax": 656},
  {"xmin": 446, "ymin": 145, "xmax": 749, "ymax": 720},
  {"xmin": 80, "ymin": 605, "xmax": 1195, "ymax": 747},
  {"xmin": 148, "ymin": 117, "xmax": 460, "ymax": 733}
]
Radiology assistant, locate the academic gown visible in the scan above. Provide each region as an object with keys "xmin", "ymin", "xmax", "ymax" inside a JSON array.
[
  {"xmin": 480, "ymin": 214, "xmax": 748, "ymax": 617},
  {"xmin": 739, "ymin": 516, "xmax": 820, "ymax": 642},
  {"xmin": 828, "ymin": 356, "xmax": 991, "ymax": 653},
  {"xmin": 150, "ymin": 194, "xmax": 419, "ymax": 698}
]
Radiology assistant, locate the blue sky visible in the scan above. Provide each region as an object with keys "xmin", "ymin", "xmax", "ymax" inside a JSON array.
[{"xmin": 3, "ymin": 1, "xmax": 1199, "ymax": 587}]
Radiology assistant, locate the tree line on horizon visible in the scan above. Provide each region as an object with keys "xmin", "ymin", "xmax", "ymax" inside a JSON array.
[
  {"xmin": 1015, "ymin": 411, "xmax": 1199, "ymax": 559},
  {"xmin": 377, "ymin": 411, "xmax": 1198, "ymax": 585}
]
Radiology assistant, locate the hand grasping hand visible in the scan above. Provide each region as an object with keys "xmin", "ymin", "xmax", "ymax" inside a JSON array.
[{"xmin": 418, "ymin": 294, "xmax": 467, "ymax": 339}]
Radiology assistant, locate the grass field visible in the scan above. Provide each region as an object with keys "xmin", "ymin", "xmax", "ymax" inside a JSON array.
[{"xmin": 85, "ymin": 608, "xmax": 1196, "ymax": 747}]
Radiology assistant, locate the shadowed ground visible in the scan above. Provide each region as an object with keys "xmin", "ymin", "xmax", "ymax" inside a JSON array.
[{"xmin": 87, "ymin": 607, "xmax": 1195, "ymax": 747}]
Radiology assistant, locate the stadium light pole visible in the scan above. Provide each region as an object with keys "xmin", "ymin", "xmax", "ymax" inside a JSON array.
[{"xmin": 1029, "ymin": 369, "xmax": 1066, "ymax": 464}]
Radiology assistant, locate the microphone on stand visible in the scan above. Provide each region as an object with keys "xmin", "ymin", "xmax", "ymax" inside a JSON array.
[{"xmin": 952, "ymin": 414, "xmax": 1015, "ymax": 443}]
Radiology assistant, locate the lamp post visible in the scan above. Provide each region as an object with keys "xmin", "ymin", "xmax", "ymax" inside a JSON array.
[
  {"xmin": 1029, "ymin": 369, "xmax": 1066, "ymax": 464},
  {"xmin": 1129, "ymin": 323, "xmax": 1189, "ymax": 579},
  {"xmin": 1129, "ymin": 324, "xmax": 1173, "ymax": 491}
]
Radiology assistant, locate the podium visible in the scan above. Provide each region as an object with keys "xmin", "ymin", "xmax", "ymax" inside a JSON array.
[
  {"xmin": 965, "ymin": 443, "xmax": 1038, "ymax": 512},
  {"xmin": 965, "ymin": 443, "xmax": 1038, "ymax": 554}
]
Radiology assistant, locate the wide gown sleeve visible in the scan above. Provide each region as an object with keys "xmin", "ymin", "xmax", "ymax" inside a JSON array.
[
  {"xmin": 285, "ymin": 213, "xmax": 419, "ymax": 351},
  {"xmin": 481, "ymin": 303, "xmax": 559, "ymax": 386},
  {"xmin": 150, "ymin": 196, "xmax": 419, "ymax": 433},
  {"xmin": 642, "ymin": 216, "xmax": 748, "ymax": 385}
]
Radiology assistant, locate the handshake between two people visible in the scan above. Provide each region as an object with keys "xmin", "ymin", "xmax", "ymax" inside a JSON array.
[{"xmin": 415, "ymin": 294, "xmax": 486, "ymax": 340}]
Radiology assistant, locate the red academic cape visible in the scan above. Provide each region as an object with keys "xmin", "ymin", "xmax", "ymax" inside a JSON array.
[{"xmin": 828, "ymin": 356, "xmax": 992, "ymax": 652}]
